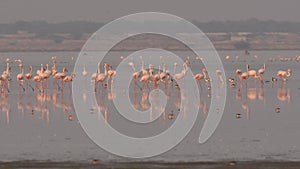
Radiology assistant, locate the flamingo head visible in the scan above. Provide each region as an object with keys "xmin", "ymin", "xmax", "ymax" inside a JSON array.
[
  {"xmin": 63, "ymin": 68, "xmax": 68, "ymax": 73},
  {"xmin": 128, "ymin": 62, "xmax": 134, "ymax": 67}
]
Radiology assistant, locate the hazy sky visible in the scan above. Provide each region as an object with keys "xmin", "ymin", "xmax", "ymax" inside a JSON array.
[{"xmin": 0, "ymin": 0, "xmax": 300, "ymax": 23}]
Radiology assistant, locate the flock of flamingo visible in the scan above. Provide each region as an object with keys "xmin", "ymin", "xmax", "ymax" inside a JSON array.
[
  {"xmin": 0, "ymin": 54, "xmax": 294, "ymax": 124},
  {"xmin": 0, "ymin": 54, "xmax": 293, "ymax": 94},
  {"xmin": 0, "ymin": 56, "xmax": 76, "ymax": 93}
]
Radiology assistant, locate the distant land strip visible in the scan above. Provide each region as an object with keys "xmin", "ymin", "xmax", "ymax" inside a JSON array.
[
  {"xmin": 2, "ymin": 19, "xmax": 300, "ymax": 52},
  {"xmin": 1, "ymin": 31, "xmax": 300, "ymax": 52}
]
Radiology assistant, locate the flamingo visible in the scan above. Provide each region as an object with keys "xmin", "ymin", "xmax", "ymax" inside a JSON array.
[
  {"xmin": 153, "ymin": 65, "xmax": 161, "ymax": 87},
  {"xmin": 174, "ymin": 62, "xmax": 188, "ymax": 81},
  {"xmin": 258, "ymin": 63, "xmax": 266, "ymax": 84},
  {"xmin": 16, "ymin": 63, "xmax": 25, "ymax": 92},
  {"xmin": 128, "ymin": 62, "xmax": 136, "ymax": 71},
  {"xmin": 96, "ymin": 63, "xmax": 108, "ymax": 88},
  {"xmin": 235, "ymin": 69, "xmax": 242, "ymax": 86},
  {"xmin": 63, "ymin": 73, "xmax": 76, "ymax": 90},
  {"xmin": 44, "ymin": 64, "xmax": 52, "ymax": 76},
  {"xmin": 174, "ymin": 62, "xmax": 188, "ymax": 80},
  {"xmin": 82, "ymin": 64, "xmax": 88, "ymax": 77},
  {"xmin": 130, "ymin": 62, "xmax": 140, "ymax": 79},
  {"xmin": 33, "ymin": 63, "xmax": 45, "ymax": 92},
  {"xmin": 140, "ymin": 61, "xmax": 147, "ymax": 76},
  {"xmin": 53, "ymin": 67, "xmax": 68, "ymax": 90},
  {"xmin": 140, "ymin": 64, "xmax": 150, "ymax": 89},
  {"xmin": 129, "ymin": 62, "xmax": 141, "ymax": 89},
  {"xmin": 148, "ymin": 64, "xmax": 155, "ymax": 80},
  {"xmin": 106, "ymin": 65, "xmax": 116, "ymax": 88},
  {"xmin": 277, "ymin": 69, "xmax": 292, "ymax": 81},
  {"xmin": 160, "ymin": 63, "xmax": 167, "ymax": 84},
  {"xmin": 247, "ymin": 65, "xmax": 258, "ymax": 83},
  {"xmin": 0, "ymin": 60, "xmax": 11, "ymax": 93},
  {"xmin": 216, "ymin": 70, "xmax": 224, "ymax": 84},
  {"xmin": 173, "ymin": 62, "xmax": 178, "ymax": 72},
  {"xmin": 240, "ymin": 65, "xmax": 249, "ymax": 88},
  {"xmin": 41, "ymin": 64, "xmax": 51, "ymax": 81},
  {"xmin": 33, "ymin": 73, "xmax": 43, "ymax": 92},
  {"xmin": 39, "ymin": 64, "xmax": 52, "ymax": 90},
  {"xmin": 194, "ymin": 68, "xmax": 207, "ymax": 88},
  {"xmin": 91, "ymin": 63, "xmax": 98, "ymax": 82},
  {"xmin": 51, "ymin": 56, "xmax": 57, "ymax": 76},
  {"xmin": 25, "ymin": 66, "xmax": 34, "ymax": 91},
  {"xmin": 25, "ymin": 66, "xmax": 33, "ymax": 80},
  {"xmin": 15, "ymin": 59, "xmax": 22, "ymax": 63}
]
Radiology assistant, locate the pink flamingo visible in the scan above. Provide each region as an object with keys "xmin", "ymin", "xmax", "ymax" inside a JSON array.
[
  {"xmin": 82, "ymin": 64, "xmax": 88, "ymax": 77},
  {"xmin": 63, "ymin": 73, "xmax": 76, "ymax": 90},
  {"xmin": 235, "ymin": 69, "xmax": 242, "ymax": 86},
  {"xmin": 51, "ymin": 56, "xmax": 57, "ymax": 76},
  {"xmin": 25, "ymin": 66, "xmax": 34, "ymax": 91},
  {"xmin": 140, "ymin": 64, "xmax": 151, "ymax": 89},
  {"xmin": 33, "ymin": 74, "xmax": 43, "ymax": 92},
  {"xmin": 240, "ymin": 65, "xmax": 249, "ymax": 88},
  {"xmin": 91, "ymin": 63, "xmax": 98, "ymax": 83},
  {"xmin": 216, "ymin": 69, "xmax": 224, "ymax": 84},
  {"xmin": 96, "ymin": 63, "xmax": 108, "ymax": 89},
  {"xmin": 153, "ymin": 65, "xmax": 161, "ymax": 87},
  {"xmin": 258, "ymin": 63, "xmax": 266, "ymax": 84},
  {"xmin": 53, "ymin": 67, "xmax": 68, "ymax": 90},
  {"xmin": 129, "ymin": 62, "xmax": 141, "ymax": 90},
  {"xmin": 16, "ymin": 63, "xmax": 25, "ymax": 92},
  {"xmin": 106, "ymin": 65, "xmax": 116, "ymax": 88},
  {"xmin": 0, "ymin": 60, "xmax": 11, "ymax": 93},
  {"xmin": 247, "ymin": 65, "xmax": 258, "ymax": 85},
  {"xmin": 174, "ymin": 62, "xmax": 188, "ymax": 81},
  {"xmin": 277, "ymin": 69, "xmax": 292, "ymax": 81},
  {"xmin": 194, "ymin": 68, "xmax": 207, "ymax": 88},
  {"xmin": 160, "ymin": 63, "xmax": 167, "ymax": 85}
]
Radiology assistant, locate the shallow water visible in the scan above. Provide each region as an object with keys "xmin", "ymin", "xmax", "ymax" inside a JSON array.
[{"xmin": 0, "ymin": 50, "xmax": 300, "ymax": 162}]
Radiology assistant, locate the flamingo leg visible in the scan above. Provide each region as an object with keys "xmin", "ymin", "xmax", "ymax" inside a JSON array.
[{"xmin": 19, "ymin": 82, "xmax": 25, "ymax": 92}]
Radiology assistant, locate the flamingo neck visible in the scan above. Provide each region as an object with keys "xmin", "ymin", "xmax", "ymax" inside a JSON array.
[
  {"xmin": 141, "ymin": 61, "xmax": 144, "ymax": 71},
  {"xmin": 202, "ymin": 69, "xmax": 207, "ymax": 79},
  {"xmin": 98, "ymin": 63, "xmax": 101, "ymax": 74},
  {"xmin": 6, "ymin": 62, "xmax": 9, "ymax": 73},
  {"xmin": 104, "ymin": 66, "xmax": 108, "ymax": 76},
  {"xmin": 158, "ymin": 66, "xmax": 161, "ymax": 75}
]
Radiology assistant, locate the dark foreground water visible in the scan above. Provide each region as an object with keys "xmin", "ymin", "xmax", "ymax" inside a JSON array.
[{"xmin": 2, "ymin": 161, "xmax": 300, "ymax": 169}]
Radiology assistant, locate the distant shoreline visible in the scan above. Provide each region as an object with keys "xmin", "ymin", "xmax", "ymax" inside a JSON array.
[{"xmin": 1, "ymin": 32, "xmax": 300, "ymax": 52}]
